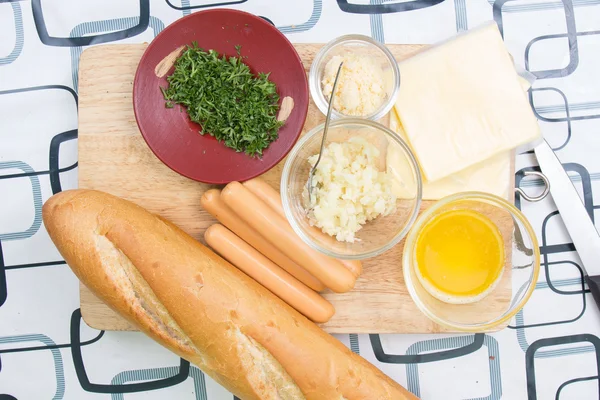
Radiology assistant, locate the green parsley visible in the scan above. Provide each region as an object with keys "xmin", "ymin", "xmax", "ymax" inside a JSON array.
[{"xmin": 161, "ymin": 42, "xmax": 283, "ymax": 157}]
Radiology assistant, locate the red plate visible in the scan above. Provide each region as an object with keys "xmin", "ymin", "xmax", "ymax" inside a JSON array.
[{"xmin": 133, "ymin": 9, "xmax": 308, "ymax": 184}]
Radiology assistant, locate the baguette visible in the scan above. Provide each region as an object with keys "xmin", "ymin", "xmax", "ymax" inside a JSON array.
[{"xmin": 42, "ymin": 190, "xmax": 417, "ymax": 400}]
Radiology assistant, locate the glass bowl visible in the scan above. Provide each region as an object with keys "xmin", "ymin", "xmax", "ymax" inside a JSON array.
[
  {"xmin": 403, "ymin": 192, "xmax": 540, "ymax": 332},
  {"xmin": 309, "ymin": 34, "xmax": 400, "ymax": 121},
  {"xmin": 281, "ymin": 118, "xmax": 422, "ymax": 260}
]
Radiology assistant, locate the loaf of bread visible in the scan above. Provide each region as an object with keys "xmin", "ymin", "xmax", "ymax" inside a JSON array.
[{"xmin": 42, "ymin": 189, "xmax": 417, "ymax": 400}]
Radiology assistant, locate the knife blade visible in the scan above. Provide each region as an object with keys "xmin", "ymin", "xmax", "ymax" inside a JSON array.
[{"xmin": 534, "ymin": 139, "xmax": 600, "ymax": 306}]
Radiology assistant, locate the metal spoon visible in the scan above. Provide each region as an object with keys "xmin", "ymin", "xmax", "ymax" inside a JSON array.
[{"xmin": 307, "ymin": 61, "xmax": 344, "ymax": 203}]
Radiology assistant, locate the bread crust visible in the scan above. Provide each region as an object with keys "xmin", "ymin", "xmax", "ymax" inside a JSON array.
[{"xmin": 42, "ymin": 189, "xmax": 417, "ymax": 400}]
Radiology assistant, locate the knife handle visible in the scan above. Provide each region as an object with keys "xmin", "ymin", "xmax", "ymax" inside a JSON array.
[{"xmin": 585, "ymin": 275, "xmax": 600, "ymax": 310}]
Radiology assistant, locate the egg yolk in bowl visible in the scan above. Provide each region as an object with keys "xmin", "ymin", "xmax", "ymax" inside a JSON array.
[{"xmin": 414, "ymin": 209, "xmax": 505, "ymax": 304}]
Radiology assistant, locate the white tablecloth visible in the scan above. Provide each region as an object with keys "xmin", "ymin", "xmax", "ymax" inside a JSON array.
[{"xmin": 1, "ymin": 1, "xmax": 600, "ymax": 399}]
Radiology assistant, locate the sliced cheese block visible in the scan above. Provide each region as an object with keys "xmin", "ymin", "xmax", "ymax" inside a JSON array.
[
  {"xmin": 394, "ymin": 21, "xmax": 540, "ymax": 182},
  {"xmin": 387, "ymin": 110, "xmax": 511, "ymax": 200},
  {"xmin": 518, "ymin": 75, "xmax": 532, "ymax": 92}
]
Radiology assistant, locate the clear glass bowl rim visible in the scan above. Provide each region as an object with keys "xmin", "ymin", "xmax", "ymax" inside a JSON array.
[
  {"xmin": 280, "ymin": 117, "xmax": 423, "ymax": 260},
  {"xmin": 402, "ymin": 191, "xmax": 541, "ymax": 332},
  {"xmin": 309, "ymin": 34, "xmax": 401, "ymax": 121}
]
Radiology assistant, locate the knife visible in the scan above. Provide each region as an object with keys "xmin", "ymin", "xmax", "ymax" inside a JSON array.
[{"xmin": 534, "ymin": 139, "xmax": 600, "ymax": 307}]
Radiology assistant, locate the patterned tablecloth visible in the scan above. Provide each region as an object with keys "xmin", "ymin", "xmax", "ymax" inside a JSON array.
[{"xmin": 1, "ymin": 1, "xmax": 600, "ymax": 399}]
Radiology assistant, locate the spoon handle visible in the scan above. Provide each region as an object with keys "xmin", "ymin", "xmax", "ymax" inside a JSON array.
[{"xmin": 308, "ymin": 62, "xmax": 344, "ymax": 201}]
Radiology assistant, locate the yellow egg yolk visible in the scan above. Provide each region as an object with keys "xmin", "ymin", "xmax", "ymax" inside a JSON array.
[{"xmin": 415, "ymin": 209, "xmax": 505, "ymax": 301}]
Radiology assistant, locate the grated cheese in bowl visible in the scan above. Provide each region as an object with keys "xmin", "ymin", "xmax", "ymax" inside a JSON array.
[
  {"xmin": 304, "ymin": 137, "xmax": 397, "ymax": 243},
  {"xmin": 321, "ymin": 54, "xmax": 386, "ymax": 117}
]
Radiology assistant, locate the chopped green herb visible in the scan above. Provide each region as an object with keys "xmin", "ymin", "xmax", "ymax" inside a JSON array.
[{"xmin": 161, "ymin": 42, "xmax": 283, "ymax": 157}]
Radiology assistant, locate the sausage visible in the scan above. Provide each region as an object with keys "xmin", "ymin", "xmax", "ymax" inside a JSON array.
[
  {"xmin": 201, "ymin": 189, "xmax": 326, "ymax": 292},
  {"xmin": 340, "ymin": 259, "xmax": 362, "ymax": 278},
  {"xmin": 243, "ymin": 178, "xmax": 363, "ymax": 278},
  {"xmin": 243, "ymin": 178, "xmax": 286, "ymax": 219},
  {"xmin": 205, "ymin": 224, "xmax": 335, "ymax": 323},
  {"xmin": 221, "ymin": 182, "xmax": 357, "ymax": 293}
]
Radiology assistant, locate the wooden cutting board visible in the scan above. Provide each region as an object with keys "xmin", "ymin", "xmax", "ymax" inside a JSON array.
[{"xmin": 78, "ymin": 43, "xmax": 514, "ymax": 333}]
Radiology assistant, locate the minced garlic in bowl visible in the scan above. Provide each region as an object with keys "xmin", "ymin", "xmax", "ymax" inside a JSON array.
[
  {"xmin": 304, "ymin": 137, "xmax": 397, "ymax": 243},
  {"xmin": 281, "ymin": 118, "xmax": 421, "ymax": 260}
]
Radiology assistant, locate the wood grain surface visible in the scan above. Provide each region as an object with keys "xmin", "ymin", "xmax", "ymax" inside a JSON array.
[{"xmin": 78, "ymin": 43, "xmax": 514, "ymax": 333}]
